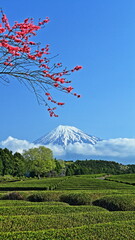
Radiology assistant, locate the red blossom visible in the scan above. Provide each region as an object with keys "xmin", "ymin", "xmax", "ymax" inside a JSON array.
[
  {"xmin": 48, "ymin": 96, "xmax": 52, "ymax": 100},
  {"xmin": 57, "ymin": 102, "xmax": 65, "ymax": 106},
  {"xmin": 54, "ymin": 83, "xmax": 59, "ymax": 87},
  {"xmin": 57, "ymin": 63, "xmax": 62, "ymax": 66},
  {"xmin": 63, "ymin": 86, "xmax": 74, "ymax": 93},
  {"xmin": 2, "ymin": 14, "xmax": 7, "ymax": 23},
  {"xmin": 51, "ymin": 100, "xmax": 57, "ymax": 103},
  {"xmin": 72, "ymin": 65, "xmax": 83, "ymax": 72},
  {"xmin": 59, "ymin": 78, "xmax": 65, "ymax": 84},
  {"xmin": 28, "ymin": 54, "xmax": 36, "ymax": 60},
  {"xmin": 38, "ymin": 17, "xmax": 50, "ymax": 26},
  {"xmin": 39, "ymin": 59, "xmax": 44, "ymax": 63},
  {"xmin": 29, "ymin": 41, "xmax": 36, "ymax": 45},
  {"xmin": 40, "ymin": 64, "xmax": 50, "ymax": 69},
  {"xmin": 0, "ymin": 24, "xmax": 5, "ymax": 33},
  {"xmin": 4, "ymin": 62, "xmax": 9, "ymax": 65},
  {"xmin": 0, "ymin": 10, "xmax": 82, "ymax": 117}
]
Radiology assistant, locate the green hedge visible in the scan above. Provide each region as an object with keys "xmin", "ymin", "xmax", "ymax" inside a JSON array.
[
  {"xmin": 2, "ymin": 192, "xmax": 24, "ymax": 200},
  {"xmin": 0, "ymin": 221, "xmax": 135, "ymax": 240},
  {"xmin": 93, "ymin": 195, "xmax": 135, "ymax": 211},
  {"xmin": 60, "ymin": 193, "xmax": 95, "ymax": 205},
  {"xmin": 27, "ymin": 192, "xmax": 61, "ymax": 202}
]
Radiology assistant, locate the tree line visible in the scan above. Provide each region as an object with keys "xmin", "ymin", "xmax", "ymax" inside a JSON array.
[
  {"xmin": 65, "ymin": 160, "xmax": 135, "ymax": 176},
  {"xmin": 0, "ymin": 147, "xmax": 135, "ymax": 178}
]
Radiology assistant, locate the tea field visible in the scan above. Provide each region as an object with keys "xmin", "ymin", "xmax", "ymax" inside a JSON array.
[
  {"xmin": 0, "ymin": 174, "xmax": 135, "ymax": 239},
  {"xmin": 106, "ymin": 173, "xmax": 135, "ymax": 184}
]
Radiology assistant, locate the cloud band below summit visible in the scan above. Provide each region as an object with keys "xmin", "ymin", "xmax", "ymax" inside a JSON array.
[{"xmin": 0, "ymin": 136, "xmax": 135, "ymax": 164}]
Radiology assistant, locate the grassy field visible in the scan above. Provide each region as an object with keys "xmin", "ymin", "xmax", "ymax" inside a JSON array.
[{"xmin": 0, "ymin": 174, "xmax": 135, "ymax": 239}]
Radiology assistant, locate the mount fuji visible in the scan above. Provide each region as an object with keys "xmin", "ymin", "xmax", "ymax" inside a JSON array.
[{"xmin": 34, "ymin": 125, "xmax": 101, "ymax": 148}]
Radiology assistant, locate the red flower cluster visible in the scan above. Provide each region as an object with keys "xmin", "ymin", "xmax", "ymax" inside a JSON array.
[{"xmin": 0, "ymin": 10, "xmax": 83, "ymax": 117}]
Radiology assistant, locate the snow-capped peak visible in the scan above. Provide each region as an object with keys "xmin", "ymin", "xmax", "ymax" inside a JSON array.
[{"xmin": 34, "ymin": 125, "xmax": 101, "ymax": 147}]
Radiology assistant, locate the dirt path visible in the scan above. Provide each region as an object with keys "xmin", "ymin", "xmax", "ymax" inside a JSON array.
[{"xmin": 96, "ymin": 175, "xmax": 112, "ymax": 180}]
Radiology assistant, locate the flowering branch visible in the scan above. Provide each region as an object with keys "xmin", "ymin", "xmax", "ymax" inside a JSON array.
[{"xmin": 0, "ymin": 9, "xmax": 82, "ymax": 117}]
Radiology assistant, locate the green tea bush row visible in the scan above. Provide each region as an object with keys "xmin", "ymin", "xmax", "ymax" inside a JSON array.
[
  {"xmin": 1, "ymin": 211, "xmax": 135, "ymax": 232},
  {"xmin": 0, "ymin": 220, "xmax": 135, "ymax": 240},
  {"xmin": 0, "ymin": 177, "xmax": 67, "ymax": 191},
  {"xmin": 27, "ymin": 192, "xmax": 61, "ymax": 202},
  {"xmin": 0, "ymin": 175, "xmax": 135, "ymax": 191},
  {"xmin": 60, "ymin": 193, "xmax": 97, "ymax": 205},
  {"xmin": 0, "ymin": 204, "xmax": 107, "ymax": 216},
  {"xmin": 93, "ymin": 195, "xmax": 135, "ymax": 211},
  {"xmin": 55, "ymin": 176, "xmax": 135, "ymax": 190},
  {"xmin": 0, "ymin": 200, "xmax": 69, "ymax": 206},
  {"xmin": 106, "ymin": 174, "xmax": 135, "ymax": 184},
  {"xmin": 2, "ymin": 192, "xmax": 24, "ymax": 200}
]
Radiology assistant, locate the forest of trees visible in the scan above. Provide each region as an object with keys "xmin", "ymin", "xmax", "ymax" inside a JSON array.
[
  {"xmin": 65, "ymin": 160, "xmax": 135, "ymax": 176},
  {"xmin": 0, "ymin": 147, "xmax": 135, "ymax": 178}
]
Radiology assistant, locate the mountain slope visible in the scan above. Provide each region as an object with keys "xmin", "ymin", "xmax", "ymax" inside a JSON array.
[{"xmin": 34, "ymin": 125, "xmax": 101, "ymax": 147}]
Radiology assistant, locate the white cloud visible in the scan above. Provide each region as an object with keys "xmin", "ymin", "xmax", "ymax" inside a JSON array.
[
  {"xmin": 65, "ymin": 138, "xmax": 135, "ymax": 158},
  {"xmin": 93, "ymin": 138, "xmax": 135, "ymax": 157},
  {"xmin": 45, "ymin": 144, "xmax": 66, "ymax": 156},
  {"xmin": 0, "ymin": 136, "xmax": 135, "ymax": 164},
  {"xmin": 0, "ymin": 136, "xmax": 66, "ymax": 156},
  {"xmin": 0, "ymin": 136, "xmax": 39, "ymax": 154}
]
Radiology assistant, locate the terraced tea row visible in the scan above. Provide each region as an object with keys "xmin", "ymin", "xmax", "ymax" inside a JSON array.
[
  {"xmin": 1, "ymin": 211, "xmax": 135, "ymax": 232},
  {"xmin": 0, "ymin": 221, "xmax": 135, "ymax": 240},
  {"xmin": 0, "ymin": 174, "xmax": 135, "ymax": 239},
  {"xmin": 55, "ymin": 176, "xmax": 135, "ymax": 190},
  {"xmin": 106, "ymin": 174, "xmax": 135, "ymax": 184},
  {"xmin": 0, "ymin": 204, "xmax": 107, "ymax": 215},
  {"xmin": 1, "ymin": 174, "xmax": 135, "ymax": 191}
]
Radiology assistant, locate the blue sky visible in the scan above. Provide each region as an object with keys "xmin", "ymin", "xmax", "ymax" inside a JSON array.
[{"xmin": 0, "ymin": 0, "xmax": 135, "ymax": 152}]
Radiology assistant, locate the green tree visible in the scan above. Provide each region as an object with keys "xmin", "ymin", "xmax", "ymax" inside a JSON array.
[
  {"xmin": 12, "ymin": 152, "xmax": 26, "ymax": 177},
  {"xmin": 23, "ymin": 146, "xmax": 56, "ymax": 178},
  {"xmin": 0, "ymin": 148, "xmax": 13, "ymax": 176}
]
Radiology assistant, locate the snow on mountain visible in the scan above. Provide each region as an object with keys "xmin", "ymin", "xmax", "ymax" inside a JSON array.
[{"xmin": 34, "ymin": 125, "xmax": 101, "ymax": 147}]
